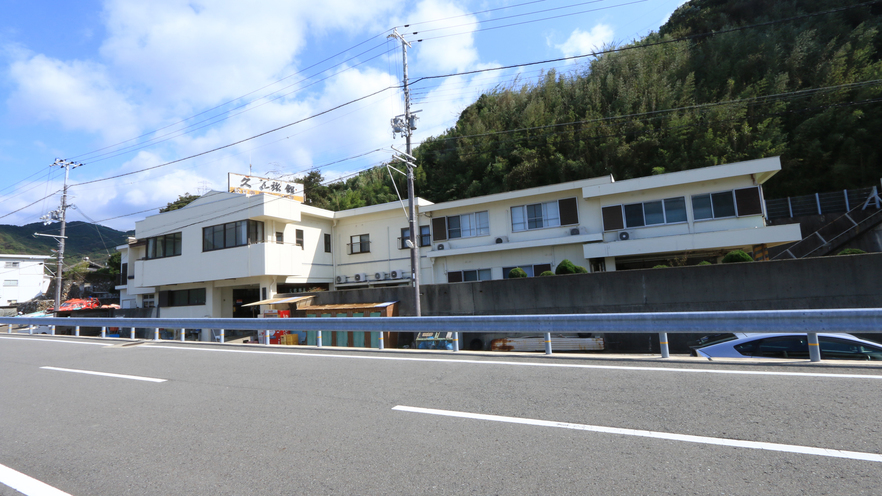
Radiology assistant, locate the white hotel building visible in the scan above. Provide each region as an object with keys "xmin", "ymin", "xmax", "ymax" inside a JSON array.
[{"xmin": 116, "ymin": 157, "xmax": 802, "ymax": 317}]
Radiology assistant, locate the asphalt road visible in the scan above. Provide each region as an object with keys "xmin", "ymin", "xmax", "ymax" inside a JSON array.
[{"xmin": 2, "ymin": 335, "xmax": 881, "ymax": 495}]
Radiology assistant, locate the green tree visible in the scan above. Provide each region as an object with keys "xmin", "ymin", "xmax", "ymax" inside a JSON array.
[
  {"xmin": 721, "ymin": 250, "xmax": 753, "ymax": 263},
  {"xmin": 508, "ymin": 267, "xmax": 528, "ymax": 278},
  {"xmin": 160, "ymin": 193, "xmax": 200, "ymax": 213},
  {"xmin": 555, "ymin": 259, "xmax": 577, "ymax": 275}
]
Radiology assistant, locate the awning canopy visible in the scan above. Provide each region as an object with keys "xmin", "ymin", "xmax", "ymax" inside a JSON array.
[{"xmin": 242, "ymin": 295, "xmax": 313, "ymax": 307}]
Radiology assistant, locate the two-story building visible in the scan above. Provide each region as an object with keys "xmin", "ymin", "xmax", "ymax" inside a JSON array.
[
  {"xmin": 116, "ymin": 156, "xmax": 802, "ymax": 317},
  {"xmin": 0, "ymin": 254, "xmax": 52, "ymax": 306}
]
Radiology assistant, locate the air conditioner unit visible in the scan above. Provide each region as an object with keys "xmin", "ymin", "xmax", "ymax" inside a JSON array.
[
  {"xmin": 569, "ymin": 228, "xmax": 580, "ymax": 235},
  {"xmin": 335, "ymin": 275, "xmax": 349, "ymax": 284},
  {"xmin": 354, "ymin": 273, "xmax": 369, "ymax": 283},
  {"xmin": 374, "ymin": 271, "xmax": 388, "ymax": 281},
  {"xmin": 436, "ymin": 243, "xmax": 446, "ymax": 250},
  {"xmin": 390, "ymin": 269, "xmax": 402, "ymax": 279},
  {"xmin": 619, "ymin": 231, "xmax": 630, "ymax": 241},
  {"xmin": 495, "ymin": 236, "xmax": 509, "ymax": 244}
]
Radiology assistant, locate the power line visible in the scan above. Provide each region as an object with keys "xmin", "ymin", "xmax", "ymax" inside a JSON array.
[{"xmin": 71, "ymin": 85, "xmax": 398, "ymax": 188}]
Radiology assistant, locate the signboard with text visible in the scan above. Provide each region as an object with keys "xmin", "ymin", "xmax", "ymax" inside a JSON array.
[{"xmin": 228, "ymin": 173, "xmax": 304, "ymax": 202}]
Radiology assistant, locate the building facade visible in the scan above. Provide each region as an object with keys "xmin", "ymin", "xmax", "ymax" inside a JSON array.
[
  {"xmin": 0, "ymin": 254, "xmax": 52, "ymax": 306},
  {"xmin": 117, "ymin": 157, "xmax": 802, "ymax": 318}
]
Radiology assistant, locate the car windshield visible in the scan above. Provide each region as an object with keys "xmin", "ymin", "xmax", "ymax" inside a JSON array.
[
  {"xmin": 732, "ymin": 335, "xmax": 882, "ymax": 361},
  {"xmin": 690, "ymin": 333, "xmax": 737, "ymax": 349}
]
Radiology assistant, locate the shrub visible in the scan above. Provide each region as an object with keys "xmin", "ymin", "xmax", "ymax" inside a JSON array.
[
  {"xmin": 837, "ymin": 248, "xmax": 866, "ymax": 255},
  {"xmin": 555, "ymin": 259, "xmax": 577, "ymax": 274},
  {"xmin": 653, "ymin": 264, "xmax": 670, "ymax": 269},
  {"xmin": 698, "ymin": 261, "xmax": 712, "ymax": 266},
  {"xmin": 574, "ymin": 265, "xmax": 588, "ymax": 273},
  {"xmin": 508, "ymin": 267, "xmax": 528, "ymax": 278},
  {"xmin": 721, "ymin": 250, "xmax": 753, "ymax": 263},
  {"xmin": 539, "ymin": 271, "xmax": 554, "ymax": 276}
]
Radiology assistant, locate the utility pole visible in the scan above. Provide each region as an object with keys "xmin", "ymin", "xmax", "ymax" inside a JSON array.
[
  {"xmin": 389, "ymin": 28, "xmax": 421, "ymax": 317},
  {"xmin": 41, "ymin": 159, "xmax": 82, "ymax": 312}
]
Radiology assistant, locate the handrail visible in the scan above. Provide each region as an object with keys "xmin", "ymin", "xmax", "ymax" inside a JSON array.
[{"xmin": 4, "ymin": 309, "xmax": 882, "ymax": 363}]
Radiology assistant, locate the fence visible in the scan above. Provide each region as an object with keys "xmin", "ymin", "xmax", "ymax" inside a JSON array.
[
  {"xmin": 3, "ymin": 309, "xmax": 882, "ymax": 362},
  {"xmin": 765, "ymin": 186, "xmax": 878, "ymax": 219}
]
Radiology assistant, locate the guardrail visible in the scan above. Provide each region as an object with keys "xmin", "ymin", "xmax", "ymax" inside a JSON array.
[{"xmin": 3, "ymin": 309, "xmax": 882, "ymax": 362}]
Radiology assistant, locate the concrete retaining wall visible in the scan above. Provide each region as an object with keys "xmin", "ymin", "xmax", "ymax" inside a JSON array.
[{"xmin": 311, "ymin": 253, "xmax": 882, "ymax": 353}]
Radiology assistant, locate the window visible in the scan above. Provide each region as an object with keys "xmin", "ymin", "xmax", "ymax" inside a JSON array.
[
  {"xmin": 295, "ymin": 229, "xmax": 304, "ymax": 248},
  {"xmin": 432, "ymin": 212, "xmax": 489, "ymax": 241},
  {"xmin": 447, "ymin": 268, "xmax": 491, "ymax": 283},
  {"xmin": 324, "ymin": 233, "xmax": 331, "ymax": 253},
  {"xmin": 159, "ymin": 288, "xmax": 206, "ymax": 307},
  {"xmin": 349, "ymin": 234, "xmax": 370, "ymax": 254},
  {"xmin": 511, "ymin": 198, "xmax": 578, "ymax": 232},
  {"xmin": 4, "ymin": 262, "xmax": 19, "ymax": 268},
  {"xmin": 3, "ymin": 280, "xmax": 18, "ymax": 287},
  {"xmin": 400, "ymin": 226, "xmax": 432, "ymax": 249},
  {"xmin": 203, "ymin": 220, "xmax": 263, "ymax": 251},
  {"xmin": 604, "ymin": 198, "xmax": 687, "ymax": 230},
  {"xmin": 502, "ymin": 263, "xmax": 552, "ymax": 278},
  {"xmin": 146, "ymin": 232, "xmax": 182, "ymax": 259},
  {"xmin": 142, "ymin": 294, "xmax": 155, "ymax": 308},
  {"xmin": 692, "ymin": 188, "xmax": 761, "ymax": 220},
  {"xmin": 276, "ymin": 232, "xmax": 284, "ymax": 245}
]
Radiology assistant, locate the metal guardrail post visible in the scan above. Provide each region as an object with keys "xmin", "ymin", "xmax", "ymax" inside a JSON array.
[
  {"xmin": 51, "ymin": 325, "xmax": 55, "ymax": 336},
  {"xmin": 6, "ymin": 324, "xmax": 10, "ymax": 334},
  {"xmin": 28, "ymin": 325, "xmax": 33, "ymax": 335},
  {"xmin": 544, "ymin": 332, "xmax": 552, "ymax": 355},
  {"xmin": 453, "ymin": 332, "xmax": 460, "ymax": 352},
  {"xmin": 101, "ymin": 327, "xmax": 106, "ymax": 338},
  {"xmin": 154, "ymin": 328, "xmax": 160, "ymax": 341},
  {"xmin": 317, "ymin": 330, "xmax": 322, "ymax": 347},
  {"xmin": 264, "ymin": 331, "xmax": 270, "ymax": 346},
  {"xmin": 219, "ymin": 329, "xmax": 225, "ymax": 343},
  {"xmin": 660, "ymin": 332, "xmax": 670, "ymax": 358},
  {"xmin": 130, "ymin": 327, "xmax": 135, "ymax": 339},
  {"xmin": 75, "ymin": 326, "xmax": 80, "ymax": 337},
  {"xmin": 180, "ymin": 329, "xmax": 186, "ymax": 342},
  {"xmin": 378, "ymin": 331, "xmax": 384, "ymax": 350},
  {"xmin": 808, "ymin": 333, "xmax": 821, "ymax": 362}
]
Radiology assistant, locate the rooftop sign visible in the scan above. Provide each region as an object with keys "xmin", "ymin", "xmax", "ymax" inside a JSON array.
[{"xmin": 228, "ymin": 173, "xmax": 304, "ymax": 202}]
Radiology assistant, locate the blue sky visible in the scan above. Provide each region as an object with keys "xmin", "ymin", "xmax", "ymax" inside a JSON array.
[{"xmin": 0, "ymin": 0, "xmax": 687, "ymax": 232}]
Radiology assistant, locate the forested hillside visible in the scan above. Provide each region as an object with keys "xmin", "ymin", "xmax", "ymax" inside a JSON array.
[
  {"xmin": 0, "ymin": 221, "xmax": 130, "ymax": 262},
  {"xmin": 304, "ymin": 0, "xmax": 882, "ymax": 208}
]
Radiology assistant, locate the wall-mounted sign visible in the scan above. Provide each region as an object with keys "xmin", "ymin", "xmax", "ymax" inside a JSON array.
[{"xmin": 228, "ymin": 173, "xmax": 304, "ymax": 202}]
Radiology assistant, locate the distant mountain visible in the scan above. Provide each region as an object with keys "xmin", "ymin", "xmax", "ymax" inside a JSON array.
[{"xmin": 0, "ymin": 221, "xmax": 132, "ymax": 265}]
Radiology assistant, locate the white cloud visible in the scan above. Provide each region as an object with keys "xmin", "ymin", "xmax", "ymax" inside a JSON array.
[
  {"xmin": 7, "ymin": 54, "xmax": 140, "ymax": 142},
  {"xmin": 554, "ymin": 24, "xmax": 615, "ymax": 60},
  {"xmin": 402, "ymin": 0, "xmax": 480, "ymax": 74}
]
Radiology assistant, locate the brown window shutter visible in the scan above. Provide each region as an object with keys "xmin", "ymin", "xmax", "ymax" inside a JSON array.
[
  {"xmin": 447, "ymin": 271, "xmax": 463, "ymax": 283},
  {"xmin": 432, "ymin": 217, "xmax": 448, "ymax": 241},
  {"xmin": 158, "ymin": 291, "xmax": 169, "ymax": 307},
  {"xmin": 534, "ymin": 263, "xmax": 552, "ymax": 275},
  {"xmin": 559, "ymin": 198, "xmax": 579, "ymax": 225},
  {"xmin": 735, "ymin": 187, "xmax": 762, "ymax": 216},
  {"xmin": 602, "ymin": 205, "xmax": 624, "ymax": 231}
]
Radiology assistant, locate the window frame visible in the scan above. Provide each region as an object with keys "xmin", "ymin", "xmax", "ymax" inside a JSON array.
[
  {"xmin": 159, "ymin": 288, "xmax": 206, "ymax": 307},
  {"xmin": 295, "ymin": 229, "xmax": 304, "ymax": 248},
  {"xmin": 692, "ymin": 187, "xmax": 763, "ymax": 221},
  {"xmin": 447, "ymin": 268, "xmax": 492, "ymax": 283},
  {"xmin": 145, "ymin": 232, "xmax": 183, "ymax": 259},
  {"xmin": 502, "ymin": 263, "xmax": 552, "ymax": 278},
  {"xmin": 324, "ymin": 233, "xmax": 331, "ymax": 253},
  {"xmin": 4, "ymin": 261, "xmax": 20, "ymax": 268},
  {"xmin": 349, "ymin": 234, "xmax": 370, "ymax": 254},
  {"xmin": 604, "ymin": 197, "xmax": 688, "ymax": 231},
  {"xmin": 202, "ymin": 220, "xmax": 264, "ymax": 252},
  {"xmin": 511, "ymin": 198, "xmax": 578, "ymax": 232}
]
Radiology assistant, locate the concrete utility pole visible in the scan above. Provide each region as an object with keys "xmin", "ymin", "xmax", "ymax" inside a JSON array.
[
  {"xmin": 388, "ymin": 28, "xmax": 422, "ymax": 317},
  {"xmin": 41, "ymin": 159, "xmax": 82, "ymax": 312}
]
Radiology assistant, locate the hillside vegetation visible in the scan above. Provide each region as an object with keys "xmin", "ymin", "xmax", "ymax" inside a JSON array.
[
  {"xmin": 0, "ymin": 221, "xmax": 130, "ymax": 263},
  {"xmin": 304, "ymin": 0, "xmax": 882, "ymax": 208}
]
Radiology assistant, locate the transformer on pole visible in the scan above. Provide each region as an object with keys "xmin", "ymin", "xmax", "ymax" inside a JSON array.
[{"xmin": 41, "ymin": 159, "xmax": 83, "ymax": 313}]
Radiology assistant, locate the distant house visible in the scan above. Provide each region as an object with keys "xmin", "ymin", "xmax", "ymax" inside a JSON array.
[
  {"xmin": 116, "ymin": 156, "xmax": 801, "ymax": 318},
  {"xmin": 0, "ymin": 254, "xmax": 52, "ymax": 306}
]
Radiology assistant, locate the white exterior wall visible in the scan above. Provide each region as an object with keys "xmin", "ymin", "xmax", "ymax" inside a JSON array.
[{"xmin": 0, "ymin": 255, "xmax": 51, "ymax": 305}]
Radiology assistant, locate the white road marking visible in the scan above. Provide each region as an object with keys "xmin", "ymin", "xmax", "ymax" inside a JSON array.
[
  {"xmin": 145, "ymin": 344, "xmax": 882, "ymax": 380},
  {"xmin": 40, "ymin": 366, "xmax": 166, "ymax": 383},
  {"xmin": 0, "ymin": 463, "xmax": 72, "ymax": 496},
  {"xmin": 0, "ymin": 336, "xmax": 109, "ymax": 346},
  {"xmin": 393, "ymin": 405, "xmax": 882, "ymax": 463}
]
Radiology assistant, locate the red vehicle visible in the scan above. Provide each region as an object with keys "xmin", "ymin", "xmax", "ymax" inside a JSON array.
[{"xmin": 57, "ymin": 297, "xmax": 101, "ymax": 312}]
